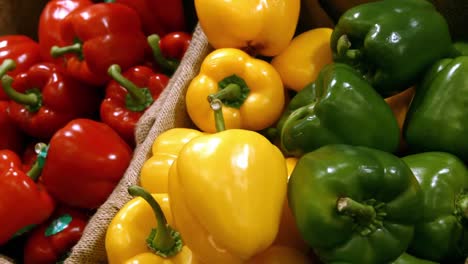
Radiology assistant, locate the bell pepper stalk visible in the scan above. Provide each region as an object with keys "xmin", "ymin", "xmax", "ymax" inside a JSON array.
[
  {"xmin": 147, "ymin": 32, "xmax": 191, "ymax": 75},
  {"xmin": 271, "ymin": 28, "xmax": 333, "ymax": 92},
  {"xmin": 402, "ymin": 152, "xmax": 468, "ymax": 263},
  {"xmin": 404, "ymin": 56, "xmax": 468, "ymax": 161},
  {"xmin": 41, "ymin": 118, "xmax": 132, "ymax": 209},
  {"xmin": 185, "ymin": 48, "xmax": 285, "ymax": 133},
  {"xmin": 38, "ymin": 0, "xmax": 93, "ymax": 63},
  {"xmin": 105, "ymin": 0, "xmax": 186, "ymax": 37},
  {"xmin": 288, "ymin": 144, "xmax": 424, "ymax": 264},
  {"xmin": 23, "ymin": 207, "xmax": 88, "ymax": 264},
  {"xmin": 276, "ymin": 62, "xmax": 400, "ymax": 157},
  {"xmin": 391, "ymin": 252, "xmax": 438, "ymax": 264},
  {"xmin": 452, "ymin": 41, "xmax": 468, "ymax": 56},
  {"xmin": 100, "ymin": 64, "xmax": 169, "ymax": 147},
  {"xmin": 50, "ymin": 3, "xmax": 148, "ymax": 86},
  {"xmin": 1, "ymin": 61, "xmax": 101, "ymax": 140},
  {"xmin": 0, "ymin": 146, "xmax": 56, "ymax": 246},
  {"xmin": 140, "ymin": 128, "xmax": 204, "ymax": 193},
  {"xmin": 168, "ymin": 96, "xmax": 288, "ymax": 263},
  {"xmin": 194, "ymin": 0, "xmax": 300, "ymax": 57},
  {"xmin": 330, "ymin": 0, "xmax": 453, "ymax": 96},
  {"xmin": 0, "ymin": 36, "xmax": 42, "ymax": 100},
  {"xmin": 0, "ymin": 100, "xmax": 26, "ymax": 154},
  {"xmin": 105, "ymin": 186, "xmax": 198, "ymax": 263}
]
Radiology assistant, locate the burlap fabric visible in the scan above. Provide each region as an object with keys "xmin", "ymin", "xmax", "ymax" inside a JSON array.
[
  {"xmin": 63, "ymin": 23, "xmax": 213, "ymax": 264},
  {"xmin": 0, "ymin": 255, "xmax": 13, "ymax": 264}
]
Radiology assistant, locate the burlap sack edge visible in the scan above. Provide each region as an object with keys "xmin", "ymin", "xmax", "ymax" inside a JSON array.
[
  {"xmin": 0, "ymin": 255, "xmax": 14, "ymax": 264},
  {"xmin": 64, "ymin": 23, "xmax": 213, "ymax": 264}
]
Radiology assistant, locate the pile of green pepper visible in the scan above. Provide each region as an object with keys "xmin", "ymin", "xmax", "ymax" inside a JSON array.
[{"xmin": 280, "ymin": 0, "xmax": 468, "ymax": 263}]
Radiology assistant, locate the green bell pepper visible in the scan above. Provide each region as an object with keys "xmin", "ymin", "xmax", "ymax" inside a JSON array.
[
  {"xmin": 402, "ymin": 152, "xmax": 468, "ymax": 263},
  {"xmin": 391, "ymin": 253, "xmax": 438, "ymax": 264},
  {"xmin": 277, "ymin": 62, "xmax": 399, "ymax": 157},
  {"xmin": 330, "ymin": 0, "xmax": 453, "ymax": 96},
  {"xmin": 404, "ymin": 56, "xmax": 468, "ymax": 162},
  {"xmin": 452, "ymin": 42, "xmax": 468, "ymax": 56},
  {"xmin": 288, "ymin": 144, "xmax": 423, "ymax": 264}
]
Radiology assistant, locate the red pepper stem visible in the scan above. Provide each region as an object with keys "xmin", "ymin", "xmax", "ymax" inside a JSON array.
[
  {"xmin": 147, "ymin": 34, "xmax": 179, "ymax": 74},
  {"xmin": 1, "ymin": 75, "xmax": 39, "ymax": 106},
  {"xmin": 50, "ymin": 43, "xmax": 82, "ymax": 58},
  {"xmin": 208, "ymin": 98, "xmax": 226, "ymax": 132},
  {"xmin": 26, "ymin": 160, "xmax": 42, "ymax": 182},
  {"xmin": 128, "ymin": 186, "xmax": 182, "ymax": 257},
  {"xmin": 0, "ymin": 59, "xmax": 16, "ymax": 77},
  {"xmin": 108, "ymin": 64, "xmax": 147, "ymax": 104}
]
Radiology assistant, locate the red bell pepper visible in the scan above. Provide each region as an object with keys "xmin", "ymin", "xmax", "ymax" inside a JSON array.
[
  {"xmin": 23, "ymin": 207, "xmax": 88, "ymax": 264},
  {"xmin": 38, "ymin": 0, "xmax": 93, "ymax": 63},
  {"xmin": 100, "ymin": 64, "xmax": 169, "ymax": 147},
  {"xmin": 147, "ymin": 32, "xmax": 191, "ymax": 75},
  {"xmin": 0, "ymin": 148, "xmax": 55, "ymax": 246},
  {"xmin": 41, "ymin": 118, "xmax": 132, "ymax": 209},
  {"xmin": 112, "ymin": 0, "xmax": 186, "ymax": 37},
  {"xmin": 1, "ymin": 61, "xmax": 101, "ymax": 140},
  {"xmin": 0, "ymin": 101, "xmax": 26, "ymax": 154},
  {"xmin": 50, "ymin": 3, "xmax": 148, "ymax": 86},
  {"xmin": 0, "ymin": 36, "xmax": 42, "ymax": 100}
]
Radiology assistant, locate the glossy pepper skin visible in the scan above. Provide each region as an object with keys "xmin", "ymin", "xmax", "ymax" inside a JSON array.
[
  {"xmin": 391, "ymin": 253, "xmax": 438, "ymax": 264},
  {"xmin": 330, "ymin": 0, "xmax": 453, "ymax": 96},
  {"xmin": 277, "ymin": 62, "xmax": 400, "ymax": 157},
  {"xmin": 106, "ymin": 186, "xmax": 198, "ymax": 264},
  {"xmin": 404, "ymin": 56, "xmax": 468, "ymax": 162},
  {"xmin": 23, "ymin": 207, "xmax": 88, "ymax": 264},
  {"xmin": 288, "ymin": 144, "xmax": 423, "ymax": 264},
  {"xmin": 113, "ymin": 0, "xmax": 186, "ymax": 37},
  {"xmin": 147, "ymin": 32, "xmax": 192, "ymax": 75},
  {"xmin": 271, "ymin": 28, "xmax": 333, "ymax": 92},
  {"xmin": 402, "ymin": 152, "xmax": 468, "ymax": 263},
  {"xmin": 0, "ymin": 149, "xmax": 55, "ymax": 246},
  {"xmin": 100, "ymin": 64, "xmax": 169, "ymax": 147},
  {"xmin": 1, "ymin": 61, "xmax": 101, "ymax": 140},
  {"xmin": 50, "ymin": 3, "xmax": 147, "ymax": 86},
  {"xmin": 140, "ymin": 128, "xmax": 204, "ymax": 193},
  {"xmin": 0, "ymin": 101, "xmax": 26, "ymax": 154},
  {"xmin": 38, "ymin": 0, "xmax": 93, "ymax": 63},
  {"xmin": 169, "ymin": 114, "xmax": 288, "ymax": 263},
  {"xmin": 195, "ymin": 0, "xmax": 300, "ymax": 57},
  {"xmin": 186, "ymin": 48, "xmax": 285, "ymax": 133},
  {"xmin": 0, "ymin": 35, "xmax": 42, "ymax": 100},
  {"xmin": 41, "ymin": 119, "xmax": 132, "ymax": 209}
]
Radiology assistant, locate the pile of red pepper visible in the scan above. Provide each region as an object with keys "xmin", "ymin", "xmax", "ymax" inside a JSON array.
[{"xmin": 0, "ymin": 0, "xmax": 193, "ymax": 262}]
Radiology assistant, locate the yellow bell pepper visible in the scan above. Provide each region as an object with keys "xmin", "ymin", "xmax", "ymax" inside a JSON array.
[
  {"xmin": 194, "ymin": 0, "xmax": 300, "ymax": 57},
  {"xmin": 168, "ymin": 99, "xmax": 288, "ymax": 264},
  {"xmin": 186, "ymin": 48, "xmax": 285, "ymax": 133},
  {"xmin": 246, "ymin": 245, "xmax": 313, "ymax": 264},
  {"xmin": 271, "ymin": 28, "xmax": 334, "ymax": 92},
  {"xmin": 106, "ymin": 186, "xmax": 198, "ymax": 264},
  {"xmin": 140, "ymin": 128, "xmax": 204, "ymax": 193}
]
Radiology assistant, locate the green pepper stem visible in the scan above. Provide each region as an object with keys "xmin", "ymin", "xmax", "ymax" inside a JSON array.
[
  {"xmin": 208, "ymin": 83, "xmax": 242, "ymax": 102},
  {"xmin": 147, "ymin": 34, "xmax": 179, "ymax": 74},
  {"xmin": 0, "ymin": 59, "xmax": 16, "ymax": 78},
  {"xmin": 208, "ymin": 98, "xmax": 226, "ymax": 132},
  {"xmin": 107, "ymin": 64, "xmax": 153, "ymax": 111},
  {"xmin": 337, "ymin": 197, "xmax": 376, "ymax": 223},
  {"xmin": 1, "ymin": 75, "xmax": 39, "ymax": 107},
  {"xmin": 128, "ymin": 186, "xmax": 182, "ymax": 257},
  {"xmin": 456, "ymin": 194, "xmax": 468, "ymax": 221},
  {"xmin": 336, "ymin": 35, "xmax": 361, "ymax": 60},
  {"xmin": 50, "ymin": 43, "xmax": 82, "ymax": 58}
]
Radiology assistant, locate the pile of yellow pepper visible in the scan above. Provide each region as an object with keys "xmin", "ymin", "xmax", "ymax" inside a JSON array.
[{"xmin": 102, "ymin": 1, "xmax": 410, "ymax": 263}]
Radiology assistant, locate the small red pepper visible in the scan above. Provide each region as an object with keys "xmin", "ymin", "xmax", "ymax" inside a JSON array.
[
  {"xmin": 50, "ymin": 3, "xmax": 148, "ymax": 86},
  {"xmin": 38, "ymin": 0, "xmax": 93, "ymax": 63},
  {"xmin": 23, "ymin": 207, "xmax": 89, "ymax": 264},
  {"xmin": 100, "ymin": 64, "xmax": 169, "ymax": 147},
  {"xmin": 1, "ymin": 60, "xmax": 101, "ymax": 140},
  {"xmin": 0, "ymin": 101, "xmax": 26, "ymax": 154},
  {"xmin": 0, "ymin": 148, "xmax": 55, "ymax": 246},
  {"xmin": 41, "ymin": 118, "xmax": 132, "ymax": 209},
  {"xmin": 147, "ymin": 32, "xmax": 192, "ymax": 75},
  {"xmin": 0, "ymin": 36, "xmax": 42, "ymax": 100},
  {"xmin": 112, "ymin": 0, "xmax": 186, "ymax": 37}
]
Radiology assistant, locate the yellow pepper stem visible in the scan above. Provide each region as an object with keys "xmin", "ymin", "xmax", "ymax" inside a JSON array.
[
  {"xmin": 208, "ymin": 97, "xmax": 226, "ymax": 132},
  {"xmin": 207, "ymin": 74, "xmax": 250, "ymax": 109},
  {"xmin": 128, "ymin": 185, "xmax": 183, "ymax": 258}
]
